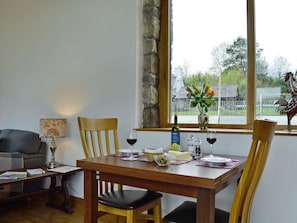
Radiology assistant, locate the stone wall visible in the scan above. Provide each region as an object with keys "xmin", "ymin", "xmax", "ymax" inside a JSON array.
[{"xmin": 142, "ymin": 0, "xmax": 161, "ymax": 127}]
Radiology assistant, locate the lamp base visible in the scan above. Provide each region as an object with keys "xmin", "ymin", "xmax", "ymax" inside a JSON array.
[{"xmin": 47, "ymin": 161, "xmax": 60, "ymax": 169}]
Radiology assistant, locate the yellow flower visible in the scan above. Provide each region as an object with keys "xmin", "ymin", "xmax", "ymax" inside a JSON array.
[
  {"xmin": 193, "ymin": 85, "xmax": 200, "ymax": 94},
  {"xmin": 204, "ymin": 85, "xmax": 210, "ymax": 93}
]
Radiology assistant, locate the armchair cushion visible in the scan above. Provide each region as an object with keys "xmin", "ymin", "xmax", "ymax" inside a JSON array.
[{"xmin": 0, "ymin": 129, "xmax": 41, "ymax": 154}]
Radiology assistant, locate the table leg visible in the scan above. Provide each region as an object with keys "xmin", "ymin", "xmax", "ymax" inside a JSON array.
[
  {"xmin": 197, "ymin": 188, "xmax": 215, "ymax": 223},
  {"xmin": 47, "ymin": 176, "xmax": 57, "ymax": 208},
  {"xmin": 84, "ymin": 169, "xmax": 98, "ymax": 223},
  {"xmin": 60, "ymin": 174, "xmax": 73, "ymax": 213},
  {"xmin": 47, "ymin": 174, "xmax": 74, "ymax": 214}
]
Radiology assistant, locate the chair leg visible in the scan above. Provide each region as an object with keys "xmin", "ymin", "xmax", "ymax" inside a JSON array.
[
  {"xmin": 115, "ymin": 214, "xmax": 121, "ymax": 223},
  {"xmin": 153, "ymin": 199, "xmax": 162, "ymax": 223},
  {"xmin": 126, "ymin": 210, "xmax": 136, "ymax": 223}
]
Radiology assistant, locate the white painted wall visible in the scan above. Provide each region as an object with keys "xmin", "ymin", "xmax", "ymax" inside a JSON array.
[
  {"xmin": 0, "ymin": 1, "xmax": 296, "ymax": 222},
  {"xmin": 0, "ymin": 0, "xmax": 141, "ymax": 170}
]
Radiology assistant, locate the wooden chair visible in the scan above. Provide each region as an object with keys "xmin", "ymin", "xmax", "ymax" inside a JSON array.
[
  {"xmin": 77, "ymin": 117, "xmax": 163, "ymax": 223},
  {"xmin": 163, "ymin": 119, "xmax": 276, "ymax": 223}
]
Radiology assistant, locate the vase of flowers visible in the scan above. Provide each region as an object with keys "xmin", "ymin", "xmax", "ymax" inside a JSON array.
[
  {"xmin": 186, "ymin": 84, "xmax": 216, "ymax": 130},
  {"xmin": 198, "ymin": 113, "xmax": 209, "ymax": 130}
]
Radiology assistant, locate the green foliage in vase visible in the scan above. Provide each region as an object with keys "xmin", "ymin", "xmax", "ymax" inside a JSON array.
[{"xmin": 186, "ymin": 84, "xmax": 216, "ymax": 114}]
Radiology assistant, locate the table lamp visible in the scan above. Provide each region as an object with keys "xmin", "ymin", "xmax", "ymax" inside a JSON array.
[{"xmin": 40, "ymin": 118, "xmax": 67, "ymax": 169}]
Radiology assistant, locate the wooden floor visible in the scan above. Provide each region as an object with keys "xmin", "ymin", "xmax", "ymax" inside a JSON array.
[{"xmin": 0, "ymin": 193, "xmax": 129, "ymax": 223}]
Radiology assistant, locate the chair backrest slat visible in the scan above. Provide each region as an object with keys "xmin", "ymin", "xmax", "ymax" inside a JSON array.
[
  {"xmin": 228, "ymin": 119, "xmax": 276, "ymax": 223},
  {"xmin": 78, "ymin": 117, "xmax": 119, "ymax": 157},
  {"xmin": 78, "ymin": 117, "xmax": 122, "ymax": 194}
]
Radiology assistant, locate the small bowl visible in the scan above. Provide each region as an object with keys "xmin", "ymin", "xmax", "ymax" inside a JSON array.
[
  {"xmin": 144, "ymin": 151, "xmax": 164, "ymax": 161},
  {"xmin": 153, "ymin": 153, "xmax": 173, "ymax": 167}
]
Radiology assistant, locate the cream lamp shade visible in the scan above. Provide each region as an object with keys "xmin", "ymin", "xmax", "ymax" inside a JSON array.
[{"xmin": 40, "ymin": 118, "xmax": 66, "ymax": 139}]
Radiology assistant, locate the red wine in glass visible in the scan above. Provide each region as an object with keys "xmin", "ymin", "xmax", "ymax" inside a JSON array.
[
  {"xmin": 127, "ymin": 138, "xmax": 137, "ymax": 146},
  {"xmin": 206, "ymin": 138, "xmax": 216, "ymax": 145},
  {"xmin": 206, "ymin": 130, "xmax": 216, "ymax": 157},
  {"xmin": 125, "ymin": 130, "xmax": 138, "ymax": 161}
]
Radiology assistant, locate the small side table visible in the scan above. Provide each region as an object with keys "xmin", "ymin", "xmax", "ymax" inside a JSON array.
[
  {"xmin": 46, "ymin": 166, "xmax": 82, "ymax": 214},
  {"xmin": 0, "ymin": 166, "xmax": 82, "ymax": 214}
]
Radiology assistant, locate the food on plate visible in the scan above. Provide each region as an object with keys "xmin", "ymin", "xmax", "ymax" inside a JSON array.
[
  {"xmin": 153, "ymin": 153, "xmax": 172, "ymax": 166},
  {"xmin": 168, "ymin": 143, "xmax": 181, "ymax": 151},
  {"xmin": 143, "ymin": 148, "xmax": 164, "ymax": 161},
  {"xmin": 156, "ymin": 155, "xmax": 168, "ymax": 164},
  {"xmin": 168, "ymin": 151, "xmax": 191, "ymax": 160}
]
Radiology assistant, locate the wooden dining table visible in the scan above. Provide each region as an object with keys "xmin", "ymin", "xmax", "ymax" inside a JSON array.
[{"xmin": 76, "ymin": 154, "xmax": 246, "ymax": 223}]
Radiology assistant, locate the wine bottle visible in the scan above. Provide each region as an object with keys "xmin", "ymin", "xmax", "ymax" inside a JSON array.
[{"xmin": 171, "ymin": 113, "xmax": 180, "ymax": 145}]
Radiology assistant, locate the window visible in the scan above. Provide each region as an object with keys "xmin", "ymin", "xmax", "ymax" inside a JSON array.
[{"xmin": 159, "ymin": 0, "xmax": 297, "ymax": 130}]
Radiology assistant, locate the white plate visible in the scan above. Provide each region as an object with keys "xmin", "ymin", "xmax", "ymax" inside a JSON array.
[
  {"xmin": 138, "ymin": 157, "xmax": 154, "ymax": 162},
  {"xmin": 201, "ymin": 156, "xmax": 232, "ymax": 164},
  {"xmin": 119, "ymin": 149, "xmax": 142, "ymax": 155}
]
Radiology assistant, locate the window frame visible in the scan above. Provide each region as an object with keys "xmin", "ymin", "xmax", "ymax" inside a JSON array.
[{"xmin": 158, "ymin": 0, "xmax": 289, "ymax": 130}]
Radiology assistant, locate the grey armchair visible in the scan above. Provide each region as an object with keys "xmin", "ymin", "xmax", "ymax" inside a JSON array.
[{"xmin": 0, "ymin": 129, "xmax": 47, "ymax": 198}]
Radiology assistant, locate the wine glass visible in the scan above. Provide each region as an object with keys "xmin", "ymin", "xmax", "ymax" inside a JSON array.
[
  {"xmin": 206, "ymin": 130, "xmax": 216, "ymax": 157},
  {"xmin": 125, "ymin": 130, "xmax": 138, "ymax": 161}
]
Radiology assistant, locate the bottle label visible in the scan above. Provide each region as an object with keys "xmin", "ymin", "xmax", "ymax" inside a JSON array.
[{"xmin": 171, "ymin": 132, "xmax": 180, "ymax": 145}]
